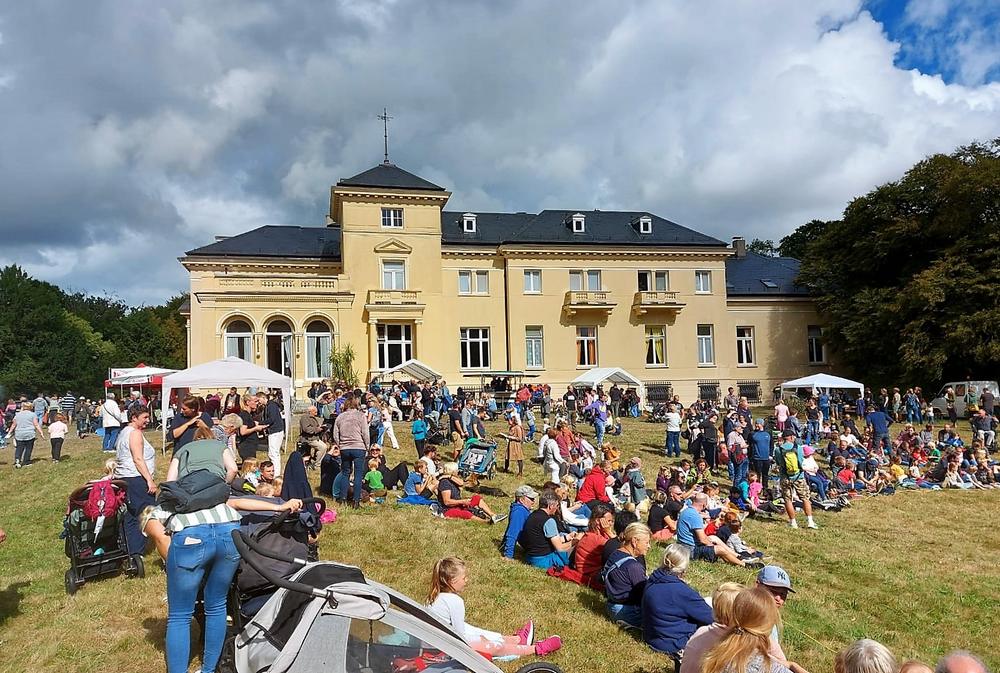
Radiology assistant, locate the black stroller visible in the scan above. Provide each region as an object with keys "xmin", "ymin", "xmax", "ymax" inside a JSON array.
[{"xmin": 62, "ymin": 479, "xmax": 144, "ymax": 594}]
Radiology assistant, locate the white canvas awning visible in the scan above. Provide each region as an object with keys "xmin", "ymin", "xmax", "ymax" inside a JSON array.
[
  {"xmin": 572, "ymin": 367, "xmax": 643, "ymax": 388},
  {"xmin": 378, "ymin": 359, "xmax": 441, "ymax": 381},
  {"xmin": 780, "ymin": 373, "xmax": 864, "ymax": 396},
  {"xmin": 107, "ymin": 365, "xmax": 177, "ymax": 386},
  {"xmin": 160, "ymin": 357, "xmax": 293, "ymax": 448}
]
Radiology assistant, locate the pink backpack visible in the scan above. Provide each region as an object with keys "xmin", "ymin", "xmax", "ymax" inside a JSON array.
[{"xmin": 83, "ymin": 480, "xmax": 125, "ymax": 520}]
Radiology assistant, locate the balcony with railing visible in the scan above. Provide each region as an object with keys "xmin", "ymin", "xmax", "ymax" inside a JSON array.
[
  {"xmin": 365, "ymin": 289, "xmax": 425, "ymax": 321},
  {"xmin": 632, "ymin": 290, "xmax": 685, "ymax": 315},
  {"xmin": 563, "ymin": 290, "xmax": 617, "ymax": 316}
]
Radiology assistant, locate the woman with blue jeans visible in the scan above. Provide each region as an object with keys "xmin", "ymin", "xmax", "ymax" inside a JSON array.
[
  {"xmin": 332, "ymin": 393, "xmax": 371, "ymax": 508},
  {"xmin": 602, "ymin": 523, "xmax": 650, "ymax": 629}
]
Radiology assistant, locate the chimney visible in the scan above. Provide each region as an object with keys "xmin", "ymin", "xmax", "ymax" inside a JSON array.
[{"xmin": 732, "ymin": 236, "xmax": 746, "ymax": 258}]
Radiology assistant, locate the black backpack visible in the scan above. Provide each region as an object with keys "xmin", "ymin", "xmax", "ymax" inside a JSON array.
[{"xmin": 157, "ymin": 468, "xmax": 231, "ymax": 514}]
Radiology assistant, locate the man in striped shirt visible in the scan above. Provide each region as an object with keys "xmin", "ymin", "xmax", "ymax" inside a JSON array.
[{"xmin": 60, "ymin": 392, "xmax": 77, "ymax": 423}]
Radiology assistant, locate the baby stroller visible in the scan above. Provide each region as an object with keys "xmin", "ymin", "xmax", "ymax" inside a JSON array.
[
  {"xmin": 62, "ymin": 479, "xmax": 144, "ymax": 594},
  {"xmin": 457, "ymin": 438, "xmax": 498, "ymax": 489},
  {"xmin": 221, "ymin": 529, "xmax": 563, "ymax": 673}
]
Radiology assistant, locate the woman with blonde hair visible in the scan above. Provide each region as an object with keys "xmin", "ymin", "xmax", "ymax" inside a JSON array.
[
  {"xmin": 435, "ymin": 462, "xmax": 505, "ymax": 523},
  {"xmin": 679, "ymin": 582, "xmax": 744, "ymax": 673},
  {"xmin": 835, "ymin": 640, "xmax": 898, "ymax": 673},
  {"xmin": 642, "ymin": 543, "xmax": 713, "ymax": 659},
  {"xmin": 602, "ymin": 522, "xmax": 651, "ymax": 629},
  {"xmin": 701, "ymin": 586, "xmax": 791, "ymax": 673}
]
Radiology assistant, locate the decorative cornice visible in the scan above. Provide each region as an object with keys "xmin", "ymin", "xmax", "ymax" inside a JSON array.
[
  {"xmin": 496, "ymin": 245, "xmax": 734, "ymax": 260},
  {"xmin": 193, "ymin": 291, "xmax": 355, "ymax": 305},
  {"xmin": 180, "ymin": 257, "xmax": 342, "ymax": 273},
  {"xmin": 373, "ymin": 238, "xmax": 414, "ymax": 254}
]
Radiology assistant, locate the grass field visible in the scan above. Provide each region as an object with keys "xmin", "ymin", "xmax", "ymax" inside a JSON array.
[{"xmin": 0, "ymin": 415, "xmax": 997, "ymax": 673}]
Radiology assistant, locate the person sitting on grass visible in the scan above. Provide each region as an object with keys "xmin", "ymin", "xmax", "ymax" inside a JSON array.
[
  {"xmin": 602, "ymin": 522, "xmax": 651, "ymax": 629},
  {"xmin": 835, "ymin": 639, "xmax": 897, "ymax": 673},
  {"xmin": 676, "ymin": 493, "xmax": 761, "ymax": 568},
  {"xmin": 572, "ymin": 502, "xmax": 615, "ymax": 589},
  {"xmin": 435, "ymin": 462, "xmax": 506, "ymax": 524},
  {"xmin": 517, "ymin": 490, "xmax": 582, "ymax": 570},
  {"xmin": 647, "ymin": 490, "xmax": 676, "ymax": 542},
  {"xmin": 700, "ymin": 586, "xmax": 792, "ymax": 673},
  {"xmin": 577, "ymin": 460, "xmax": 613, "ymax": 507},
  {"xmin": 724, "ymin": 518, "xmax": 766, "ymax": 562},
  {"xmin": 318, "ymin": 446, "xmax": 341, "ymax": 497},
  {"xmin": 681, "ymin": 582, "xmax": 753, "ymax": 673},
  {"xmin": 501, "ymin": 485, "xmax": 539, "ymax": 559},
  {"xmin": 642, "ymin": 543, "xmax": 714, "ymax": 661},
  {"xmin": 836, "ymin": 460, "xmax": 871, "ymax": 492},
  {"xmin": 427, "ymin": 556, "xmax": 562, "ymax": 658},
  {"xmin": 399, "ymin": 459, "xmax": 439, "ymax": 506},
  {"xmin": 363, "ymin": 458, "xmax": 387, "ymax": 503}
]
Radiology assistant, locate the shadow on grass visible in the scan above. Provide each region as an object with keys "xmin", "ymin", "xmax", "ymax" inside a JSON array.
[
  {"xmin": 142, "ymin": 616, "xmax": 168, "ymax": 653},
  {"xmin": 576, "ymin": 588, "xmax": 645, "ymax": 643},
  {"xmin": 0, "ymin": 581, "xmax": 30, "ymax": 626}
]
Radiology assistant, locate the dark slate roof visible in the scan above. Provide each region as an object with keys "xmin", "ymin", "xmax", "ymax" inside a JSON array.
[
  {"xmin": 337, "ymin": 163, "xmax": 445, "ymax": 191},
  {"xmin": 185, "ymin": 226, "xmax": 341, "ymax": 259},
  {"xmin": 725, "ymin": 251, "xmax": 808, "ymax": 296},
  {"xmin": 441, "ymin": 209, "xmax": 726, "ymax": 247}
]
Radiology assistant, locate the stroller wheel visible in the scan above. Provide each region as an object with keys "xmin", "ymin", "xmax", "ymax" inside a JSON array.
[
  {"xmin": 64, "ymin": 568, "xmax": 80, "ymax": 595},
  {"xmin": 515, "ymin": 663, "xmax": 565, "ymax": 673},
  {"xmin": 128, "ymin": 554, "xmax": 145, "ymax": 579},
  {"xmin": 216, "ymin": 635, "xmax": 237, "ymax": 673}
]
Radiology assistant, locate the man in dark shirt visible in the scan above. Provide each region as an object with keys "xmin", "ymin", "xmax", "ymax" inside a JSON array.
[
  {"xmin": 699, "ymin": 413, "xmax": 720, "ymax": 469},
  {"xmin": 261, "ymin": 393, "xmax": 286, "ymax": 476},
  {"xmin": 866, "ymin": 408, "xmax": 892, "ymax": 454},
  {"xmin": 237, "ymin": 395, "xmax": 266, "ymax": 460},
  {"xmin": 563, "ymin": 386, "xmax": 578, "ymax": 428},
  {"xmin": 609, "ymin": 384, "xmax": 623, "ymax": 420},
  {"xmin": 980, "ymin": 389, "xmax": 995, "ymax": 416},
  {"xmin": 169, "ymin": 396, "xmax": 214, "ymax": 455}
]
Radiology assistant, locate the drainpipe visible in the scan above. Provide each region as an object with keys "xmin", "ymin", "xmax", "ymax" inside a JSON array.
[{"xmin": 503, "ymin": 255, "xmax": 511, "ymax": 371}]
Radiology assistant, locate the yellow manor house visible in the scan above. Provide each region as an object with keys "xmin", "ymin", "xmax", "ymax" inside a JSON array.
[{"xmin": 180, "ymin": 162, "xmax": 831, "ymax": 403}]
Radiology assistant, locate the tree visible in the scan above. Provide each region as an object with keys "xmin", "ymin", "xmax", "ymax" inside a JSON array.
[
  {"xmin": 779, "ymin": 219, "xmax": 829, "ymax": 260},
  {"xmin": 799, "ymin": 140, "xmax": 1000, "ymax": 387},
  {"xmin": 747, "ymin": 238, "xmax": 778, "ymax": 257},
  {"xmin": 329, "ymin": 343, "xmax": 360, "ymax": 387}
]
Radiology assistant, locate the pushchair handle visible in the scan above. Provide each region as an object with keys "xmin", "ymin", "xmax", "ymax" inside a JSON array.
[
  {"xmin": 266, "ymin": 496, "xmax": 326, "ymax": 532},
  {"xmin": 231, "ymin": 528, "xmax": 336, "ymax": 604}
]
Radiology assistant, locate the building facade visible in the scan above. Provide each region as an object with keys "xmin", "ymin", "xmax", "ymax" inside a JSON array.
[{"xmin": 181, "ymin": 162, "xmax": 830, "ymax": 403}]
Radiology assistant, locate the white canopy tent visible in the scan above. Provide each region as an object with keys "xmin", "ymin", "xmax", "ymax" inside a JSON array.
[
  {"xmin": 160, "ymin": 357, "xmax": 293, "ymax": 449},
  {"xmin": 779, "ymin": 373, "xmax": 864, "ymax": 396},
  {"xmin": 572, "ymin": 367, "xmax": 643, "ymax": 388},
  {"xmin": 378, "ymin": 359, "xmax": 442, "ymax": 382}
]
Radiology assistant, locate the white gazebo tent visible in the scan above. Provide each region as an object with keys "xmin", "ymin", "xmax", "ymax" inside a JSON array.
[
  {"xmin": 572, "ymin": 367, "xmax": 643, "ymax": 389},
  {"xmin": 160, "ymin": 357, "xmax": 293, "ymax": 450},
  {"xmin": 779, "ymin": 373, "xmax": 864, "ymax": 397},
  {"xmin": 378, "ymin": 359, "xmax": 442, "ymax": 382}
]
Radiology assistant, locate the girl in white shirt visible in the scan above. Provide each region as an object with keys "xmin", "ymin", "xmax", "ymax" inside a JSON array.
[
  {"xmin": 49, "ymin": 413, "xmax": 69, "ymax": 462},
  {"xmin": 427, "ymin": 557, "xmax": 561, "ymax": 658},
  {"xmin": 380, "ymin": 403, "xmax": 399, "ymax": 450}
]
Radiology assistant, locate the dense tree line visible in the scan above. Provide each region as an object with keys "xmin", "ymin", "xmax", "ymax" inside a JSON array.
[
  {"xmin": 0, "ymin": 265, "xmax": 186, "ymax": 399},
  {"xmin": 785, "ymin": 140, "xmax": 1000, "ymax": 388}
]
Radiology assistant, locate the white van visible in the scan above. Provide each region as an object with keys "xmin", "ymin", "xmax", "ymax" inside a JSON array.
[{"xmin": 930, "ymin": 380, "xmax": 999, "ymax": 419}]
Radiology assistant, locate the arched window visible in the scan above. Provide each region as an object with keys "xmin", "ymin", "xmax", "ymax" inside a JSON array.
[
  {"xmin": 225, "ymin": 319, "xmax": 253, "ymax": 361},
  {"xmin": 265, "ymin": 319, "xmax": 293, "ymax": 377},
  {"xmin": 305, "ymin": 320, "xmax": 333, "ymax": 379}
]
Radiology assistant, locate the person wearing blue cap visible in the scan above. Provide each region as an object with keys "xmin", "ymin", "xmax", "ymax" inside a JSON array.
[{"xmin": 756, "ymin": 565, "xmax": 809, "ymax": 673}]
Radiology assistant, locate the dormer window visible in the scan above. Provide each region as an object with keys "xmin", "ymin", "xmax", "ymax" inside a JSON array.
[
  {"xmin": 638, "ymin": 215, "xmax": 652, "ymax": 234},
  {"xmin": 569, "ymin": 213, "xmax": 585, "ymax": 233},
  {"xmin": 463, "ymin": 213, "xmax": 477, "ymax": 233}
]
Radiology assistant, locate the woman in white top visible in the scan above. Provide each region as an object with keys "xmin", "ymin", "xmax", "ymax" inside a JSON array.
[
  {"xmin": 664, "ymin": 404, "xmax": 682, "ymax": 457},
  {"xmin": 114, "ymin": 405, "xmax": 158, "ymax": 558},
  {"xmin": 540, "ymin": 428, "xmax": 565, "ymax": 484},
  {"xmin": 380, "ymin": 402, "xmax": 399, "ymax": 450}
]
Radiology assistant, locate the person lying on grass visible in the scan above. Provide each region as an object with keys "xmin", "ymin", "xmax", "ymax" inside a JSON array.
[{"xmin": 427, "ymin": 556, "xmax": 562, "ymax": 658}]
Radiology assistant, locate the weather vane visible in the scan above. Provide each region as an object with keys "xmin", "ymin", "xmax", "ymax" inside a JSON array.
[{"xmin": 378, "ymin": 107, "xmax": 393, "ymax": 165}]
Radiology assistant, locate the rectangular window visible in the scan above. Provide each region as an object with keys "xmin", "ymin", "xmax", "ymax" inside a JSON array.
[
  {"xmin": 225, "ymin": 335, "xmax": 252, "ymax": 361},
  {"xmin": 697, "ymin": 324, "xmax": 715, "ymax": 365},
  {"xmin": 381, "ymin": 260, "xmax": 406, "ymax": 290},
  {"xmin": 377, "ymin": 323, "xmax": 412, "ymax": 370},
  {"xmin": 695, "ymin": 270, "xmax": 712, "ymax": 293},
  {"xmin": 807, "ymin": 325, "xmax": 826, "ymax": 364},
  {"xmin": 523, "ymin": 269, "xmax": 542, "ymax": 293},
  {"xmin": 576, "ymin": 326, "xmax": 598, "ymax": 367},
  {"xmin": 460, "ymin": 327, "xmax": 491, "ymax": 369},
  {"xmin": 570, "ymin": 270, "xmax": 601, "ymax": 291},
  {"xmin": 381, "ymin": 207, "xmax": 403, "ymax": 228},
  {"xmin": 458, "ymin": 270, "xmax": 489, "ymax": 295},
  {"xmin": 736, "ymin": 326, "xmax": 755, "ymax": 366},
  {"xmin": 638, "ymin": 270, "xmax": 669, "ymax": 292},
  {"xmin": 645, "ymin": 325, "xmax": 667, "ymax": 366},
  {"xmin": 525, "ymin": 327, "xmax": 544, "ymax": 369}
]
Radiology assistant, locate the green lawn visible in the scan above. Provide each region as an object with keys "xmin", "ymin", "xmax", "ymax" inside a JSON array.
[{"xmin": 0, "ymin": 416, "xmax": 997, "ymax": 673}]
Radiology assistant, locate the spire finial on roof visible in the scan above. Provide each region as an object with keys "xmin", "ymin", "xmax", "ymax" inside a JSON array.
[{"xmin": 377, "ymin": 107, "xmax": 393, "ymax": 165}]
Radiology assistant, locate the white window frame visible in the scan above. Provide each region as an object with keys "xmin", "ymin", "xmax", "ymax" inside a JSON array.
[
  {"xmin": 638, "ymin": 215, "xmax": 652, "ymax": 234},
  {"xmin": 459, "ymin": 327, "xmax": 491, "ymax": 370},
  {"xmin": 458, "ymin": 270, "xmax": 488, "ymax": 295},
  {"xmin": 695, "ymin": 270, "xmax": 712, "ymax": 294},
  {"xmin": 736, "ymin": 326, "xmax": 755, "ymax": 367},
  {"xmin": 576, "ymin": 326, "xmax": 598, "ymax": 367},
  {"xmin": 697, "ymin": 324, "xmax": 715, "ymax": 366},
  {"xmin": 376, "ymin": 323, "xmax": 413, "ymax": 370},
  {"xmin": 638, "ymin": 270, "xmax": 669, "ymax": 292},
  {"xmin": 570, "ymin": 269, "xmax": 601, "ymax": 292},
  {"xmin": 571, "ymin": 213, "xmax": 585, "ymax": 233},
  {"xmin": 523, "ymin": 269, "xmax": 542, "ymax": 294},
  {"xmin": 381, "ymin": 207, "xmax": 403, "ymax": 228},
  {"xmin": 645, "ymin": 325, "xmax": 667, "ymax": 367},
  {"xmin": 305, "ymin": 320, "xmax": 333, "ymax": 379},
  {"xmin": 808, "ymin": 325, "xmax": 826, "ymax": 364},
  {"xmin": 462, "ymin": 213, "xmax": 477, "ymax": 233},
  {"xmin": 224, "ymin": 320, "xmax": 254, "ymax": 361},
  {"xmin": 265, "ymin": 320, "xmax": 294, "ymax": 377},
  {"xmin": 525, "ymin": 326, "xmax": 544, "ymax": 369},
  {"xmin": 381, "ymin": 259, "xmax": 406, "ymax": 290}
]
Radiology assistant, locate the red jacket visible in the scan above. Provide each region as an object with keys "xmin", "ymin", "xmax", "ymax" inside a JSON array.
[{"xmin": 577, "ymin": 466, "xmax": 610, "ymax": 503}]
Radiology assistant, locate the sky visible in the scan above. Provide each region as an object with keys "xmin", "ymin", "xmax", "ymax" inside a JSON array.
[{"xmin": 0, "ymin": 0, "xmax": 998, "ymax": 305}]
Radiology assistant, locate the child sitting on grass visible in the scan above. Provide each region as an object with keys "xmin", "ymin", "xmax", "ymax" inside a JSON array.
[
  {"xmin": 363, "ymin": 458, "xmax": 387, "ymax": 502},
  {"xmin": 235, "ymin": 458, "xmax": 260, "ymax": 494},
  {"xmin": 399, "ymin": 460, "xmax": 438, "ymax": 506},
  {"xmin": 724, "ymin": 519, "xmax": 765, "ymax": 561},
  {"xmin": 427, "ymin": 556, "xmax": 561, "ymax": 658}
]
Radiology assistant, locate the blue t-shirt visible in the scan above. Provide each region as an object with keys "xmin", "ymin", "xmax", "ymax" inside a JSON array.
[
  {"xmin": 412, "ymin": 419, "xmax": 428, "ymax": 440},
  {"xmin": 542, "ymin": 517, "xmax": 560, "ymax": 539},
  {"xmin": 676, "ymin": 506, "xmax": 704, "ymax": 547},
  {"xmin": 404, "ymin": 472, "xmax": 424, "ymax": 497},
  {"xmin": 750, "ymin": 430, "xmax": 772, "ymax": 460}
]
